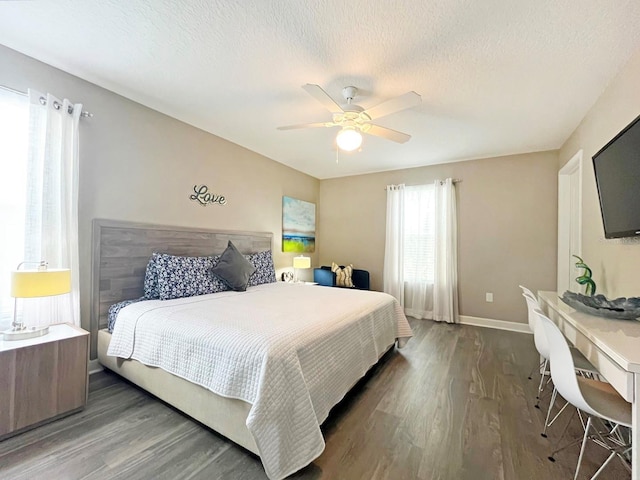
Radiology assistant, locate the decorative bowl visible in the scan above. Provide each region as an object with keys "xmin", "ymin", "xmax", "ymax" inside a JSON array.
[{"xmin": 561, "ymin": 291, "xmax": 640, "ymax": 320}]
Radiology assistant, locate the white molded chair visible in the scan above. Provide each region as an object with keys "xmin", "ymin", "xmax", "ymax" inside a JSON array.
[
  {"xmin": 520, "ymin": 290, "xmax": 599, "ymax": 439},
  {"xmin": 521, "ymin": 293, "xmax": 596, "ymax": 399},
  {"xmin": 519, "ymin": 285, "xmax": 546, "ymax": 382},
  {"xmin": 535, "ymin": 310, "xmax": 632, "ymax": 479},
  {"xmin": 519, "ymin": 284, "xmax": 537, "ymax": 308}
]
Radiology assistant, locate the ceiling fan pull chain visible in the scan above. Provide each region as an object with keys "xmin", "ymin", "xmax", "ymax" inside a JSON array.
[{"xmin": 336, "ymin": 147, "xmax": 339, "ymax": 165}]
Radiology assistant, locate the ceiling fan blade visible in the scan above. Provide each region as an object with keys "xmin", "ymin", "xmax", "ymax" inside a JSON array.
[
  {"xmin": 365, "ymin": 124, "xmax": 412, "ymax": 143},
  {"xmin": 277, "ymin": 122, "xmax": 334, "ymax": 130},
  {"xmin": 363, "ymin": 91, "xmax": 422, "ymax": 120},
  {"xmin": 302, "ymin": 84, "xmax": 344, "ymax": 113}
]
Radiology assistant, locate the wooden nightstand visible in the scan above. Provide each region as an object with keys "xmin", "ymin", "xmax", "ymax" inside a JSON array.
[{"xmin": 0, "ymin": 323, "xmax": 89, "ymax": 439}]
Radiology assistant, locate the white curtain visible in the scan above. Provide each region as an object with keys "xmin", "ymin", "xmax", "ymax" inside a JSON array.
[
  {"xmin": 383, "ymin": 184, "xmax": 405, "ymax": 304},
  {"xmin": 0, "ymin": 88, "xmax": 28, "ymax": 331},
  {"xmin": 403, "ymin": 184, "xmax": 435, "ymax": 319},
  {"xmin": 432, "ymin": 179, "xmax": 458, "ymax": 323},
  {"xmin": 22, "ymin": 90, "xmax": 81, "ymax": 327},
  {"xmin": 383, "ymin": 179, "xmax": 459, "ymax": 324}
]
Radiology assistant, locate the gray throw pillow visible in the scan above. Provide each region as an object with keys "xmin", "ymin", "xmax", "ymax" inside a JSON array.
[{"xmin": 211, "ymin": 241, "xmax": 256, "ymax": 291}]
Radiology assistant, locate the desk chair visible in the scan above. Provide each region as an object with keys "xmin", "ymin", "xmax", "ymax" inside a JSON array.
[
  {"xmin": 519, "ymin": 284, "xmax": 537, "ymax": 304},
  {"xmin": 535, "ymin": 310, "xmax": 632, "ymax": 480},
  {"xmin": 521, "ymin": 292, "xmax": 598, "ymax": 437},
  {"xmin": 519, "ymin": 285, "xmax": 547, "ymax": 380}
]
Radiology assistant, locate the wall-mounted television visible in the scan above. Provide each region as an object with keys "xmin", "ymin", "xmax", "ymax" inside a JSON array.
[{"xmin": 592, "ymin": 113, "xmax": 640, "ymax": 239}]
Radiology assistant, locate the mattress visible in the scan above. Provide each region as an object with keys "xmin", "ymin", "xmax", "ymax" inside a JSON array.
[{"xmin": 107, "ymin": 282, "xmax": 412, "ymax": 479}]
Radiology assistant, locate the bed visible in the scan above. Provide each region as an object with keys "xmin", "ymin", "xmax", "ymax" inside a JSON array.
[{"xmin": 92, "ymin": 219, "xmax": 412, "ymax": 480}]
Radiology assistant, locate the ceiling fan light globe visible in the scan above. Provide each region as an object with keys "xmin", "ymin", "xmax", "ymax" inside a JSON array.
[{"xmin": 336, "ymin": 128, "xmax": 362, "ymax": 151}]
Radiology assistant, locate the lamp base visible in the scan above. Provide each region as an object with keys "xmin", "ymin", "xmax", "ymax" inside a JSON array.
[{"xmin": 3, "ymin": 325, "xmax": 50, "ymax": 341}]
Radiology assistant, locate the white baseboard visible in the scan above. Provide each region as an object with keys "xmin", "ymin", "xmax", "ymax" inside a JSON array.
[
  {"xmin": 88, "ymin": 359, "xmax": 104, "ymax": 375},
  {"xmin": 459, "ymin": 315, "xmax": 532, "ymax": 334}
]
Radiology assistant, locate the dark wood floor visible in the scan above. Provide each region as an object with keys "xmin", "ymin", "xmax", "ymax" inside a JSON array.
[{"xmin": 0, "ymin": 319, "xmax": 630, "ymax": 479}]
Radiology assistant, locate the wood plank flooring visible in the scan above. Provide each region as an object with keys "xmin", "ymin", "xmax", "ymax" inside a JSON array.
[{"xmin": 0, "ymin": 319, "xmax": 630, "ymax": 479}]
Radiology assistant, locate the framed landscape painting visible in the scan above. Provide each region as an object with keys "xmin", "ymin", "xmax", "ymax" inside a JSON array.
[{"xmin": 282, "ymin": 196, "xmax": 315, "ymax": 253}]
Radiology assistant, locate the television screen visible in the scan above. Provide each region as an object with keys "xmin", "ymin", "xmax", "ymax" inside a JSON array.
[{"xmin": 592, "ymin": 114, "xmax": 640, "ymax": 239}]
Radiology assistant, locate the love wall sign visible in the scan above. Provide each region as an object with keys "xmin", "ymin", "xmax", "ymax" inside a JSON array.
[{"xmin": 190, "ymin": 185, "xmax": 227, "ymax": 206}]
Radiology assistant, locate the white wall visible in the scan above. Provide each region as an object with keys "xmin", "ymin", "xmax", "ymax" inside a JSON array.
[
  {"xmin": 0, "ymin": 44, "xmax": 320, "ymax": 342},
  {"xmin": 559, "ymin": 47, "xmax": 640, "ymax": 297},
  {"xmin": 319, "ymin": 151, "xmax": 559, "ymax": 324},
  {"xmin": 5, "ymin": 37, "xmax": 639, "ymax": 338}
]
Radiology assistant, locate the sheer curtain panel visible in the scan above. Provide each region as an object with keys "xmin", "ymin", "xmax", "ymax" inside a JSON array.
[
  {"xmin": 432, "ymin": 179, "xmax": 459, "ymax": 323},
  {"xmin": 383, "ymin": 179, "xmax": 459, "ymax": 324},
  {"xmin": 383, "ymin": 184, "xmax": 405, "ymax": 305},
  {"xmin": 22, "ymin": 90, "xmax": 81, "ymax": 327},
  {"xmin": 0, "ymin": 89, "xmax": 28, "ymax": 331}
]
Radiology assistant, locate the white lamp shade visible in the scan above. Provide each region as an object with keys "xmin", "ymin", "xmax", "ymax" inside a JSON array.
[
  {"xmin": 336, "ymin": 128, "xmax": 363, "ymax": 151},
  {"xmin": 10, "ymin": 268, "xmax": 71, "ymax": 298},
  {"xmin": 293, "ymin": 256, "xmax": 311, "ymax": 269}
]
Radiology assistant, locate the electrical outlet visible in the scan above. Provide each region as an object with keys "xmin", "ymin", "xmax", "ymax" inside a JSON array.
[{"xmin": 486, "ymin": 292, "xmax": 493, "ymax": 303}]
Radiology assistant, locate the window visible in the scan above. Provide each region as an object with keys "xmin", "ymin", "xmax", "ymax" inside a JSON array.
[
  {"xmin": 403, "ymin": 184, "xmax": 435, "ymax": 284},
  {"xmin": 0, "ymin": 89, "xmax": 29, "ymax": 331},
  {"xmin": 384, "ymin": 180, "xmax": 458, "ymax": 322}
]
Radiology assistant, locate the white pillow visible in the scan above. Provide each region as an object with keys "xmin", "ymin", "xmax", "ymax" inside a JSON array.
[{"xmin": 331, "ymin": 262, "xmax": 354, "ymax": 288}]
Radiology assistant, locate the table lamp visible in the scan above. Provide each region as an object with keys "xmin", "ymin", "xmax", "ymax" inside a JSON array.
[
  {"xmin": 293, "ymin": 255, "xmax": 311, "ymax": 283},
  {"xmin": 4, "ymin": 261, "xmax": 71, "ymax": 341}
]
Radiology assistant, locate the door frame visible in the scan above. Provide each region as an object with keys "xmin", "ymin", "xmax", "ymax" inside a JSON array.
[{"xmin": 557, "ymin": 149, "xmax": 583, "ymax": 294}]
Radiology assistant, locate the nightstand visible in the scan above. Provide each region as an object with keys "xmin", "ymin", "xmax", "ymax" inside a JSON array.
[{"xmin": 0, "ymin": 323, "xmax": 89, "ymax": 439}]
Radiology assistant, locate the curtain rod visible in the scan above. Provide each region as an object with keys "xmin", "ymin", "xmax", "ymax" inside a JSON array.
[
  {"xmin": 0, "ymin": 84, "xmax": 93, "ymax": 118},
  {"xmin": 385, "ymin": 179, "xmax": 462, "ymax": 190}
]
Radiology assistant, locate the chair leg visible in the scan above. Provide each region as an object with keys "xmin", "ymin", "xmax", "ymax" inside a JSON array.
[
  {"xmin": 549, "ymin": 436, "xmax": 584, "ymax": 463},
  {"xmin": 590, "ymin": 443, "xmax": 632, "ymax": 479},
  {"xmin": 535, "ymin": 358, "xmax": 549, "ymax": 407},
  {"xmin": 536, "ymin": 386, "xmax": 553, "ymax": 409},
  {"xmin": 591, "ymin": 451, "xmax": 618, "ymax": 480},
  {"xmin": 574, "ymin": 416, "xmax": 592, "ymax": 480},
  {"xmin": 537, "ymin": 358, "xmax": 548, "ymax": 397},
  {"xmin": 577, "ymin": 409, "xmax": 587, "ymax": 430},
  {"xmin": 547, "ymin": 400, "xmax": 570, "ymax": 430},
  {"xmin": 615, "ymin": 446, "xmax": 633, "ymax": 474},
  {"xmin": 541, "ymin": 387, "xmax": 558, "ymax": 438},
  {"xmin": 548, "ymin": 408, "xmax": 579, "ymax": 462},
  {"xmin": 528, "ymin": 359, "xmax": 544, "ymax": 380},
  {"xmin": 587, "ymin": 420, "xmax": 632, "ymax": 478}
]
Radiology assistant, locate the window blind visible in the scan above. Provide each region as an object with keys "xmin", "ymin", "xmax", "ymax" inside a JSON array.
[{"xmin": 403, "ymin": 184, "xmax": 435, "ymax": 283}]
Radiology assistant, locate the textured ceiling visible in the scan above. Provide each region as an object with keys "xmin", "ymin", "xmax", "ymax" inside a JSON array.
[{"xmin": 1, "ymin": 1, "xmax": 640, "ymax": 179}]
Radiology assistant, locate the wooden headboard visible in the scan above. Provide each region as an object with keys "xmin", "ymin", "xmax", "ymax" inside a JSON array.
[{"xmin": 90, "ymin": 219, "xmax": 272, "ymax": 357}]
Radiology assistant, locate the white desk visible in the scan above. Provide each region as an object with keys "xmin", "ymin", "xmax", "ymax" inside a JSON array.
[{"xmin": 539, "ymin": 291, "xmax": 640, "ymax": 479}]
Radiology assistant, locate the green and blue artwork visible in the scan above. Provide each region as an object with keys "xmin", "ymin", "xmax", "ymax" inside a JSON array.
[
  {"xmin": 573, "ymin": 255, "xmax": 596, "ymax": 296},
  {"xmin": 282, "ymin": 196, "xmax": 315, "ymax": 253}
]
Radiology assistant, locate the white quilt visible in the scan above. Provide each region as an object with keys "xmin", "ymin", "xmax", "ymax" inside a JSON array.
[{"xmin": 107, "ymin": 282, "xmax": 412, "ymax": 479}]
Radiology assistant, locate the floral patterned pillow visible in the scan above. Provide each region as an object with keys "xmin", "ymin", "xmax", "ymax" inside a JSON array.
[
  {"xmin": 247, "ymin": 250, "xmax": 277, "ymax": 287},
  {"xmin": 156, "ymin": 253, "xmax": 228, "ymax": 300},
  {"xmin": 143, "ymin": 253, "xmax": 161, "ymax": 299}
]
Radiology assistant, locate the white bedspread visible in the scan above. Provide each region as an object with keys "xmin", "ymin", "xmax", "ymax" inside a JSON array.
[{"xmin": 108, "ymin": 282, "xmax": 412, "ymax": 479}]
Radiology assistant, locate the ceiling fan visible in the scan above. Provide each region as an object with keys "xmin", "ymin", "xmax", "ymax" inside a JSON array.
[{"xmin": 277, "ymin": 84, "xmax": 422, "ymax": 151}]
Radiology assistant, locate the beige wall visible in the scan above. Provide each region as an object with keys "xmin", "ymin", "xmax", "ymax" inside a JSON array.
[
  {"xmin": 6, "ymin": 36, "xmax": 637, "ymax": 334},
  {"xmin": 559, "ymin": 47, "xmax": 640, "ymax": 298},
  {"xmin": 318, "ymin": 152, "xmax": 559, "ymax": 324},
  {"xmin": 0, "ymin": 45, "xmax": 319, "ymax": 336}
]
